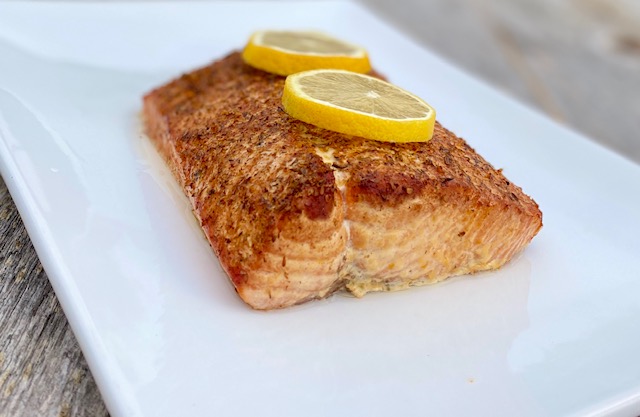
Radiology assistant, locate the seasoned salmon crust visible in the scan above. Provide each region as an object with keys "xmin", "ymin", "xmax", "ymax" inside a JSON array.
[{"xmin": 142, "ymin": 52, "xmax": 542, "ymax": 310}]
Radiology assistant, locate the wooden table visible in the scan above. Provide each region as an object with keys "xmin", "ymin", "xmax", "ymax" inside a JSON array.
[{"xmin": 1, "ymin": 1, "xmax": 639, "ymax": 415}]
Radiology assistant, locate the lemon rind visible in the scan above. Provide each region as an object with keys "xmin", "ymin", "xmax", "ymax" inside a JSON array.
[
  {"xmin": 282, "ymin": 70, "xmax": 436, "ymax": 143},
  {"xmin": 242, "ymin": 31, "xmax": 372, "ymax": 76},
  {"xmin": 283, "ymin": 72, "xmax": 436, "ymax": 143}
]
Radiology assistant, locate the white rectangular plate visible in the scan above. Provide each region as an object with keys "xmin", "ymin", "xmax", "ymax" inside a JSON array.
[{"xmin": 1, "ymin": 2, "xmax": 640, "ymax": 416}]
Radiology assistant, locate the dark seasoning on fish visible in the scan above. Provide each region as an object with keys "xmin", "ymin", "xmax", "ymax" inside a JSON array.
[{"xmin": 142, "ymin": 52, "xmax": 542, "ymax": 310}]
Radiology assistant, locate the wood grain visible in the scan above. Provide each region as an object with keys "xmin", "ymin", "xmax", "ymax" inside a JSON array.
[
  {"xmin": 0, "ymin": 1, "xmax": 639, "ymax": 416},
  {"xmin": 0, "ymin": 178, "xmax": 109, "ymax": 417},
  {"xmin": 363, "ymin": 0, "xmax": 640, "ymax": 164}
]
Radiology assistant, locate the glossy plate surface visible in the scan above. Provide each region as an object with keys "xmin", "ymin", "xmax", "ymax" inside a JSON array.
[{"xmin": 1, "ymin": 2, "xmax": 639, "ymax": 416}]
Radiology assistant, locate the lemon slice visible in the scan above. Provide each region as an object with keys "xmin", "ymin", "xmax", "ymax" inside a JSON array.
[
  {"xmin": 282, "ymin": 69, "xmax": 436, "ymax": 143},
  {"xmin": 242, "ymin": 30, "xmax": 371, "ymax": 76}
]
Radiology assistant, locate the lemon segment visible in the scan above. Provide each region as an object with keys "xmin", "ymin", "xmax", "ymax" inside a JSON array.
[
  {"xmin": 282, "ymin": 70, "xmax": 436, "ymax": 143},
  {"xmin": 242, "ymin": 30, "xmax": 371, "ymax": 76}
]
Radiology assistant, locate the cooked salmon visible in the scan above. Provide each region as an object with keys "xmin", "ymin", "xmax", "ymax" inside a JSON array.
[{"xmin": 142, "ymin": 52, "xmax": 542, "ymax": 310}]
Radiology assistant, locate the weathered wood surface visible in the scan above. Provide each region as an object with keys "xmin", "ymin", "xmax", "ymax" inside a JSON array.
[
  {"xmin": 1, "ymin": 1, "xmax": 639, "ymax": 416},
  {"xmin": 0, "ymin": 181, "xmax": 109, "ymax": 417},
  {"xmin": 364, "ymin": 0, "xmax": 640, "ymax": 164}
]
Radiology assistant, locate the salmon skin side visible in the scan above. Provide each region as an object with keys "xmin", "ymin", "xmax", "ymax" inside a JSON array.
[{"xmin": 142, "ymin": 52, "xmax": 542, "ymax": 310}]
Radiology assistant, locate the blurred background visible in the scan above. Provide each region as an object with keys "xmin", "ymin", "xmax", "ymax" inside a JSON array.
[{"xmin": 362, "ymin": 0, "xmax": 640, "ymax": 164}]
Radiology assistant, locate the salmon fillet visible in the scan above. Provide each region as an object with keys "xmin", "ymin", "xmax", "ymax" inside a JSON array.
[{"xmin": 142, "ymin": 52, "xmax": 542, "ymax": 310}]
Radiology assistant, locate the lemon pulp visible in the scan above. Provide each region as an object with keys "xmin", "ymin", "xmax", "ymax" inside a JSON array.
[
  {"xmin": 282, "ymin": 69, "xmax": 436, "ymax": 143},
  {"xmin": 242, "ymin": 30, "xmax": 371, "ymax": 76}
]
